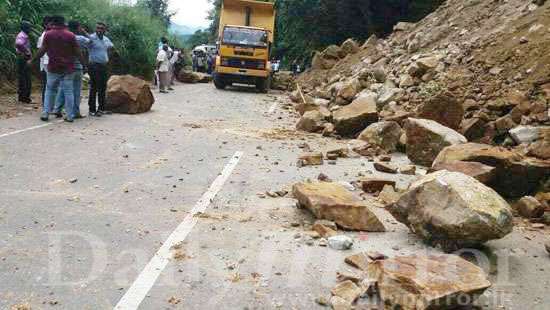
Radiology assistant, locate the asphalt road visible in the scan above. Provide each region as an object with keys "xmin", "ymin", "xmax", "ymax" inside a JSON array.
[{"xmin": 1, "ymin": 83, "xmax": 549, "ymax": 310}]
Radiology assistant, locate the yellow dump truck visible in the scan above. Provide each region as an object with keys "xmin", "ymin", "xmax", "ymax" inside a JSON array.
[{"xmin": 214, "ymin": 0, "xmax": 275, "ymax": 92}]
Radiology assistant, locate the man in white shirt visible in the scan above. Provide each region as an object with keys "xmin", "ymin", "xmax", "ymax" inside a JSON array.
[
  {"xmin": 156, "ymin": 44, "xmax": 170, "ymax": 93},
  {"xmin": 169, "ymin": 48, "xmax": 180, "ymax": 87}
]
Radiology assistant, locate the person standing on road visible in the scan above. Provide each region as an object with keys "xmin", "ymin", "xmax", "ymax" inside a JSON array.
[
  {"xmin": 29, "ymin": 15, "xmax": 86, "ymax": 122},
  {"xmin": 87, "ymin": 22, "xmax": 114, "ymax": 117},
  {"xmin": 169, "ymin": 47, "xmax": 180, "ymax": 88},
  {"xmin": 156, "ymin": 44, "xmax": 171, "ymax": 94},
  {"xmin": 15, "ymin": 21, "xmax": 33, "ymax": 104},
  {"xmin": 53, "ymin": 21, "xmax": 90, "ymax": 119},
  {"xmin": 37, "ymin": 16, "xmax": 52, "ymax": 105}
]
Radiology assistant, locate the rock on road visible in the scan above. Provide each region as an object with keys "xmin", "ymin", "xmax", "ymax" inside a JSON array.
[{"xmin": 0, "ymin": 83, "xmax": 549, "ymax": 309}]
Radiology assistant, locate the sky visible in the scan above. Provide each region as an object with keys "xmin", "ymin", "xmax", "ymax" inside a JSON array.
[{"xmin": 170, "ymin": 0, "xmax": 212, "ymax": 27}]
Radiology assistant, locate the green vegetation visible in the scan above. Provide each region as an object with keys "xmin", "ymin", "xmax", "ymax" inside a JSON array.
[{"xmin": 0, "ymin": 0, "xmax": 179, "ymax": 81}]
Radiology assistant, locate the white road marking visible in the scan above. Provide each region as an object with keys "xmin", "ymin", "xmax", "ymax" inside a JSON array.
[
  {"xmin": 0, "ymin": 120, "xmax": 64, "ymax": 139},
  {"xmin": 114, "ymin": 151, "xmax": 244, "ymax": 310},
  {"xmin": 268, "ymin": 102, "xmax": 278, "ymax": 114}
]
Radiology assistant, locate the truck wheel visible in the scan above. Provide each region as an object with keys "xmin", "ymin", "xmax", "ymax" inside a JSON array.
[
  {"xmin": 214, "ymin": 74, "xmax": 226, "ymax": 90},
  {"xmin": 256, "ymin": 78, "xmax": 269, "ymax": 93}
]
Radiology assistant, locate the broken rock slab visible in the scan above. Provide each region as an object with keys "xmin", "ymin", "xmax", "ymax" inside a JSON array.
[
  {"xmin": 430, "ymin": 160, "xmax": 496, "ymax": 184},
  {"xmin": 331, "ymin": 280, "xmax": 362, "ymax": 304},
  {"xmin": 433, "ymin": 143, "xmax": 550, "ymax": 197},
  {"xmin": 388, "ymin": 170, "xmax": 513, "ymax": 251},
  {"xmin": 293, "ymin": 181, "xmax": 386, "ymax": 231},
  {"xmin": 106, "ymin": 75, "xmax": 154, "ymax": 114},
  {"xmin": 374, "ymin": 162, "xmax": 398, "ymax": 174},
  {"xmin": 345, "ymin": 253, "xmax": 370, "ymax": 271},
  {"xmin": 405, "ymin": 118, "xmax": 467, "ymax": 166},
  {"xmin": 333, "ymin": 93, "xmax": 379, "ymax": 137},
  {"xmin": 368, "ymin": 254, "xmax": 492, "ymax": 310}
]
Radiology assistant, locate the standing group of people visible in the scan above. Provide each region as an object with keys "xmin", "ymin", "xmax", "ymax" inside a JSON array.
[
  {"xmin": 191, "ymin": 47, "xmax": 216, "ymax": 74},
  {"xmin": 15, "ymin": 16, "xmax": 114, "ymax": 122},
  {"xmin": 155, "ymin": 37, "xmax": 184, "ymax": 94}
]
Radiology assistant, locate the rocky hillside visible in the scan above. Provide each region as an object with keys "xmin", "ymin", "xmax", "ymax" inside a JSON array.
[
  {"xmin": 295, "ymin": 0, "xmax": 549, "ymax": 143},
  {"xmin": 290, "ymin": 0, "xmax": 549, "ymax": 195}
]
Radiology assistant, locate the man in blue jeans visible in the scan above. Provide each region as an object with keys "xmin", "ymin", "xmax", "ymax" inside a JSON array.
[
  {"xmin": 29, "ymin": 15, "xmax": 86, "ymax": 122},
  {"xmin": 53, "ymin": 21, "xmax": 90, "ymax": 119}
]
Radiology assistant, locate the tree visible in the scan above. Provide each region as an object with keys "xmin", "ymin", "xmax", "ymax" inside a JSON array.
[
  {"xmin": 186, "ymin": 29, "xmax": 210, "ymax": 49},
  {"xmin": 138, "ymin": 0, "xmax": 174, "ymax": 27}
]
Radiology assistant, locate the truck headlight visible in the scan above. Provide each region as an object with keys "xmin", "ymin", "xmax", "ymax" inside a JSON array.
[
  {"xmin": 221, "ymin": 57, "xmax": 229, "ymax": 67},
  {"xmin": 257, "ymin": 61, "xmax": 266, "ymax": 69}
]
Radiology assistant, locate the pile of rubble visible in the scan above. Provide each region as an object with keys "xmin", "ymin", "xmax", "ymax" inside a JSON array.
[
  {"xmin": 284, "ymin": 0, "xmax": 550, "ymax": 308},
  {"xmin": 291, "ymin": 0, "xmax": 549, "ymax": 161}
]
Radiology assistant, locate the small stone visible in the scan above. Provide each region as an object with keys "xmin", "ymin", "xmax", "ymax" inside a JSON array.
[
  {"xmin": 315, "ymin": 296, "xmax": 329, "ymax": 306},
  {"xmin": 298, "ymin": 152, "xmax": 324, "ymax": 166},
  {"xmin": 519, "ymin": 36, "xmax": 529, "ymax": 44},
  {"xmin": 361, "ymin": 177, "xmax": 396, "ymax": 193},
  {"xmin": 399, "ymin": 165, "xmax": 416, "ymax": 175},
  {"xmin": 367, "ymin": 251, "xmax": 388, "ymax": 261},
  {"xmin": 514, "ymin": 196, "xmax": 545, "ymax": 219},
  {"xmin": 374, "ymin": 162, "xmax": 398, "ymax": 174},
  {"xmin": 69, "ymin": 178, "xmax": 78, "ymax": 184},
  {"xmin": 319, "ymin": 238, "xmax": 328, "ymax": 247},
  {"xmin": 328, "ymin": 235, "xmax": 354, "ymax": 250},
  {"xmin": 317, "ymin": 173, "xmax": 333, "ymax": 182}
]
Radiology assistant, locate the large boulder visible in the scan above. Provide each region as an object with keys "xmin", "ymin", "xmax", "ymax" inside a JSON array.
[
  {"xmin": 417, "ymin": 91, "xmax": 464, "ymax": 130},
  {"xmin": 358, "ymin": 121, "xmax": 402, "ymax": 152},
  {"xmin": 177, "ymin": 70, "xmax": 212, "ymax": 83},
  {"xmin": 292, "ymin": 181, "xmax": 385, "ymax": 232},
  {"xmin": 433, "ymin": 143, "xmax": 550, "ymax": 197},
  {"xmin": 388, "ymin": 170, "xmax": 514, "ymax": 251},
  {"xmin": 105, "ymin": 75, "xmax": 154, "ymax": 114},
  {"xmin": 333, "ymin": 93, "xmax": 379, "ymax": 137},
  {"xmin": 368, "ymin": 254, "xmax": 491, "ymax": 310},
  {"xmin": 405, "ymin": 118, "xmax": 467, "ymax": 166}
]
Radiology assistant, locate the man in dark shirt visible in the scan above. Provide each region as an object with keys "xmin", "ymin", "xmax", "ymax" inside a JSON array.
[
  {"xmin": 30, "ymin": 15, "xmax": 86, "ymax": 122},
  {"xmin": 15, "ymin": 21, "xmax": 33, "ymax": 104}
]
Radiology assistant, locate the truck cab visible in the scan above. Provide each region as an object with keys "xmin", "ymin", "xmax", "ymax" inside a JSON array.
[{"xmin": 214, "ymin": 0, "xmax": 275, "ymax": 92}]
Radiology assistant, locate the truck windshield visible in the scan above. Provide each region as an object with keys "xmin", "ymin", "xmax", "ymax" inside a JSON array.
[{"xmin": 222, "ymin": 27, "xmax": 268, "ymax": 48}]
